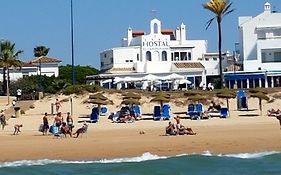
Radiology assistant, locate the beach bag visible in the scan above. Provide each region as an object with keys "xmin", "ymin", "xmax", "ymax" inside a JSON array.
[{"xmin": 38, "ymin": 124, "xmax": 44, "ymax": 132}]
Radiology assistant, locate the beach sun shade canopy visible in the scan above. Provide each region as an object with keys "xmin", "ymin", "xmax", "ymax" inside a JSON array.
[
  {"xmin": 163, "ymin": 73, "xmax": 185, "ymax": 80},
  {"xmin": 176, "ymin": 79, "xmax": 192, "ymax": 84},
  {"xmin": 142, "ymin": 74, "xmax": 160, "ymax": 81}
]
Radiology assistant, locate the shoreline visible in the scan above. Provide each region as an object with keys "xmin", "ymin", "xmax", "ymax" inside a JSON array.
[{"xmin": 1, "ymin": 117, "xmax": 280, "ymax": 162}]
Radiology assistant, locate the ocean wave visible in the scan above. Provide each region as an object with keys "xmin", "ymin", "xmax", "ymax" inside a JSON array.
[
  {"xmin": 221, "ymin": 151, "xmax": 280, "ymax": 159},
  {"xmin": 0, "ymin": 152, "xmax": 167, "ymax": 168},
  {"xmin": 0, "ymin": 151, "xmax": 280, "ymax": 168}
]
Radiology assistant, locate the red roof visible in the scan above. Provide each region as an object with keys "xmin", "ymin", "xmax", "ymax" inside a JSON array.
[
  {"xmin": 29, "ymin": 56, "xmax": 62, "ymax": 64},
  {"xmin": 161, "ymin": 29, "xmax": 173, "ymax": 35},
  {"xmin": 132, "ymin": 30, "xmax": 145, "ymax": 37}
]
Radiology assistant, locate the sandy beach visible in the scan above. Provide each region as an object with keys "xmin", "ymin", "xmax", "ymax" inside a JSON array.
[{"xmin": 0, "ymin": 91, "xmax": 281, "ymax": 162}]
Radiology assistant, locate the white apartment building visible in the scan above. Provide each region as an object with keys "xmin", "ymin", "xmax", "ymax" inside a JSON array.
[
  {"xmin": 88, "ymin": 18, "xmax": 229, "ymax": 90},
  {"xmin": 0, "ymin": 56, "xmax": 61, "ymax": 81},
  {"xmin": 225, "ymin": 2, "xmax": 281, "ymax": 89}
]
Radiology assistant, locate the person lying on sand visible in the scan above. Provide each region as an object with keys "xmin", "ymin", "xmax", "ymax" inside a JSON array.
[{"xmin": 174, "ymin": 116, "xmax": 196, "ymax": 135}]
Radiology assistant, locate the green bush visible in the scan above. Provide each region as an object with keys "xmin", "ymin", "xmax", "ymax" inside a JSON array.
[{"xmin": 62, "ymin": 84, "xmax": 101, "ymax": 95}]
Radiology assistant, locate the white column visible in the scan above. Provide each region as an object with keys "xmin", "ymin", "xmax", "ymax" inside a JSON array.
[
  {"xmin": 259, "ymin": 78, "xmax": 262, "ymax": 87},
  {"xmin": 265, "ymin": 76, "xmax": 268, "ymax": 88},
  {"xmin": 247, "ymin": 79, "xmax": 250, "ymax": 89},
  {"xmin": 271, "ymin": 77, "xmax": 274, "ymax": 88}
]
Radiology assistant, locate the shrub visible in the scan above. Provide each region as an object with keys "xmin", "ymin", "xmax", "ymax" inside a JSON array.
[{"xmin": 62, "ymin": 84, "xmax": 101, "ymax": 95}]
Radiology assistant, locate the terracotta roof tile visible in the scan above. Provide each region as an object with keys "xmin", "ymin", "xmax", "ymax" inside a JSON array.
[
  {"xmin": 174, "ymin": 62, "xmax": 205, "ymax": 69},
  {"xmin": 29, "ymin": 56, "xmax": 61, "ymax": 63},
  {"xmin": 102, "ymin": 67, "xmax": 136, "ymax": 74}
]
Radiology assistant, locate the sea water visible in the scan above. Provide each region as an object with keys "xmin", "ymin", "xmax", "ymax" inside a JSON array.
[{"xmin": 0, "ymin": 151, "xmax": 280, "ymax": 175}]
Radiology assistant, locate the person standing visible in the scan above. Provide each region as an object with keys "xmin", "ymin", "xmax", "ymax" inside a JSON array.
[
  {"xmin": 0, "ymin": 110, "xmax": 7, "ymax": 130},
  {"xmin": 55, "ymin": 99, "xmax": 62, "ymax": 113},
  {"xmin": 16, "ymin": 89, "xmax": 22, "ymax": 101},
  {"xmin": 42, "ymin": 112, "xmax": 49, "ymax": 135},
  {"xmin": 66, "ymin": 112, "xmax": 74, "ymax": 132},
  {"xmin": 277, "ymin": 115, "xmax": 281, "ymax": 130}
]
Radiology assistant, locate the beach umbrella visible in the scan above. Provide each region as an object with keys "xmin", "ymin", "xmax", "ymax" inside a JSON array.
[
  {"xmin": 184, "ymin": 91, "xmax": 201, "ymax": 97},
  {"xmin": 89, "ymin": 93, "xmax": 108, "ymax": 100},
  {"xmin": 216, "ymin": 88, "xmax": 236, "ymax": 111},
  {"xmin": 248, "ymin": 88, "xmax": 268, "ymax": 94},
  {"xmin": 249, "ymin": 92, "xmax": 269, "ymax": 116},
  {"xmin": 122, "ymin": 92, "xmax": 141, "ymax": 99},
  {"xmin": 187, "ymin": 94, "xmax": 206, "ymax": 103},
  {"xmin": 88, "ymin": 98, "xmax": 109, "ymax": 114},
  {"xmin": 150, "ymin": 95, "xmax": 170, "ymax": 109},
  {"xmin": 121, "ymin": 98, "xmax": 141, "ymax": 106},
  {"xmin": 142, "ymin": 74, "xmax": 160, "ymax": 81},
  {"xmin": 152, "ymin": 91, "xmax": 170, "ymax": 98}
]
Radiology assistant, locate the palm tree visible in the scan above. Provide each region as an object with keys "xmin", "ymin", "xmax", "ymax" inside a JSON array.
[
  {"xmin": 203, "ymin": 0, "xmax": 234, "ymax": 89},
  {"xmin": 33, "ymin": 45, "xmax": 50, "ymax": 92},
  {"xmin": 33, "ymin": 46, "xmax": 50, "ymax": 57},
  {"xmin": 0, "ymin": 40, "xmax": 23, "ymax": 104}
]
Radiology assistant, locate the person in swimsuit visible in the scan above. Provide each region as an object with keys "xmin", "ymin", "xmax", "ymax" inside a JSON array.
[
  {"xmin": 166, "ymin": 122, "xmax": 176, "ymax": 135},
  {"xmin": 55, "ymin": 99, "xmax": 62, "ymax": 113},
  {"xmin": 174, "ymin": 116, "xmax": 196, "ymax": 135},
  {"xmin": 42, "ymin": 112, "xmax": 49, "ymax": 135},
  {"xmin": 66, "ymin": 112, "xmax": 74, "ymax": 132}
]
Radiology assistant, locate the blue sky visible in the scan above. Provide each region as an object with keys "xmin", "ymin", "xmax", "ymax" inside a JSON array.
[{"xmin": 0, "ymin": 0, "xmax": 279, "ymax": 69}]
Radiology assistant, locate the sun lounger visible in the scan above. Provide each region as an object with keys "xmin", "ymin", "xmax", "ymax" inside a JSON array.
[
  {"xmin": 162, "ymin": 104, "xmax": 171, "ymax": 120},
  {"xmin": 220, "ymin": 107, "xmax": 229, "ymax": 118},
  {"xmin": 90, "ymin": 107, "xmax": 99, "ymax": 123},
  {"xmin": 187, "ymin": 104, "xmax": 200, "ymax": 120},
  {"xmin": 153, "ymin": 106, "xmax": 161, "ymax": 120}
]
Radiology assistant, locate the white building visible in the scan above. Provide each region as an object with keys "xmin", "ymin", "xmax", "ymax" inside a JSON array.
[
  {"xmin": 88, "ymin": 18, "xmax": 229, "ymax": 90},
  {"xmin": 225, "ymin": 2, "xmax": 281, "ymax": 89},
  {"xmin": 0, "ymin": 56, "xmax": 61, "ymax": 81}
]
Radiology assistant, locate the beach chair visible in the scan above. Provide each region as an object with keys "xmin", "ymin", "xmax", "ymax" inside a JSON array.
[
  {"xmin": 195, "ymin": 103, "xmax": 205, "ymax": 119},
  {"xmin": 153, "ymin": 106, "xmax": 161, "ymax": 120},
  {"xmin": 133, "ymin": 105, "xmax": 142, "ymax": 119},
  {"xmin": 187, "ymin": 104, "xmax": 199, "ymax": 120},
  {"xmin": 100, "ymin": 106, "xmax": 108, "ymax": 116},
  {"xmin": 162, "ymin": 104, "xmax": 171, "ymax": 120},
  {"xmin": 90, "ymin": 107, "xmax": 99, "ymax": 123},
  {"xmin": 220, "ymin": 108, "xmax": 229, "ymax": 118}
]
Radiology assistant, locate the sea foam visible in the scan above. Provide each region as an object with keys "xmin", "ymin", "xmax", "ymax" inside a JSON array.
[{"xmin": 0, "ymin": 151, "xmax": 280, "ymax": 168}]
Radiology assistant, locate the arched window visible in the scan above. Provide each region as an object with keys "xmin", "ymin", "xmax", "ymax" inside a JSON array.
[
  {"xmin": 154, "ymin": 23, "xmax": 158, "ymax": 34},
  {"xmin": 162, "ymin": 51, "xmax": 167, "ymax": 61},
  {"xmin": 146, "ymin": 51, "xmax": 152, "ymax": 61}
]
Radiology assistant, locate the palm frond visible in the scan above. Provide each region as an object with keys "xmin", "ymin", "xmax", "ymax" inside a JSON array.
[{"xmin": 205, "ymin": 17, "xmax": 216, "ymax": 30}]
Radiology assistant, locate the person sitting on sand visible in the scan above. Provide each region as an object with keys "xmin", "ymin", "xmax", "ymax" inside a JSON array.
[
  {"xmin": 166, "ymin": 122, "xmax": 176, "ymax": 136},
  {"xmin": 174, "ymin": 116, "xmax": 196, "ymax": 135},
  {"xmin": 61, "ymin": 122, "xmax": 72, "ymax": 138},
  {"xmin": 13, "ymin": 124, "xmax": 23, "ymax": 135}
]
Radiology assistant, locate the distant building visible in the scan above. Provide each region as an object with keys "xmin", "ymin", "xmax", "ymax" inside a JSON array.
[
  {"xmin": 226, "ymin": 2, "xmax": 281, "ymax": 88},
  {"xmin": 0, "ymin": 56, "xmax": 61, "ymax": 81},
  {"xmin": 87, "ymin": 18, "xmax": 230, "ymax": 90}
]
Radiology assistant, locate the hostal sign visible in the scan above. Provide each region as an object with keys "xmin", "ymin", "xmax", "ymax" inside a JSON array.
[{"xmin": 142, "ymin": 40, "xmax": 169, "ymax": 50}]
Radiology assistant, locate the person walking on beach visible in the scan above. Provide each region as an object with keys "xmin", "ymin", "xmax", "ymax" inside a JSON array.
[
  {"xmin": 42, "ymin": 112, "xmax": 49, "ymax": 135},
  {"xmin": 66, "ymin": 112, "xmax": 74, "ymax": 132},
  {"xmin": 55, "ymin": 99, "xmax": 62, "ymax": 113},
  {"xmin": 0, "ymin": 110, "xmax": 7, "ymax": 130}
]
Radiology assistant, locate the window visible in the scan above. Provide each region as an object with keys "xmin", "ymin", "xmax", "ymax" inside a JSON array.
[
  {"xmin": 205, "ymin": 58, "xmax": 209, "ymax": 61},
  {"xmin": 174, "ymin": 52, "xmax": 179, "ymax": 61},
  {"xmin": 213, "ymin": 57, "xmax": 217, "ymax": 61},
  {"xmin": 171, "ymin": 53, "xmax": 174, "ymax": 61},
  {"xmin": 129, "ymin": 60, "xmax": 133, "ymax": 62},
  {"xmin": 180, "ymin": 52, "xmax": 187, "ymax": 61},
  {"xmin": 137, "ymin": 54, "xmax": 140, "ymax": 61},
  {"xmin": 125, "ymin": 60, "xmax": 129, "ymax": 63},
  {"xmin": 154, "ymin": 23, "xmax": 158, "ymax": 34},
  {"xmin": 188, "ymin": 52, "xmax": 192, "ymax": 60},
  {"xmin": 104, "ymin": 54, "xmax": 107, "ymax": 58},
  {"xmin": 146, "ymin": 51, "xmax": 152, "ymax": 61},
  {"xmin": 262, "ymin": 49, "xmax": 281, "ymax": 63},
  {"xmin": 162, "ymin": 51, "xmax": 167, "ymax": 61}
]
